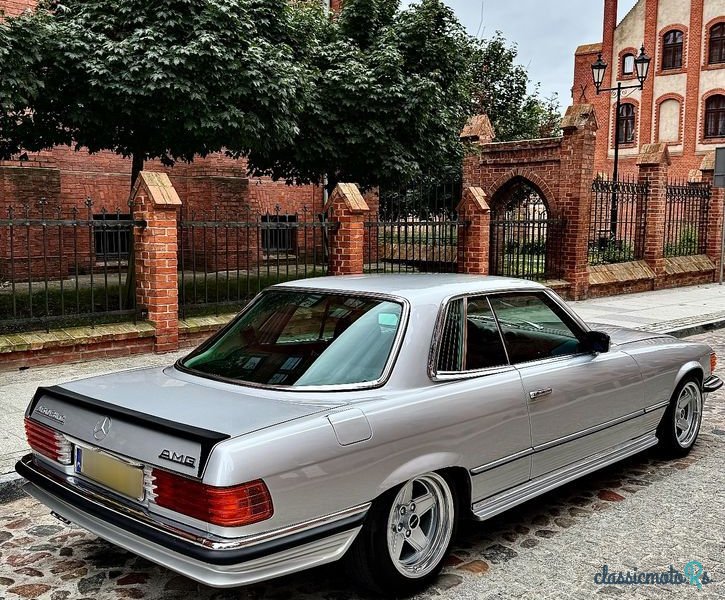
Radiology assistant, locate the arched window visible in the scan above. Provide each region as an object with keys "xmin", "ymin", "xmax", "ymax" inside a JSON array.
[
  {"xmin": 622, "ymin": 53, "xmax": 635, "ymax": 75},
  {"xmin": 658, "ymin": 98, "xmax": 681, "ymax": 142},
  {"xmin": 704, "ymin": 95, "xmax": 725, "ymax": 138},
  {"xmin": 618, "ymin": 104, "xmax": 636, "ymax": 143},
  {"xmin": 662, "ymin": 30, "xmax": 684, "ymax": 70},
  {"xmin": 709, "ymin": 23, "xmax": 725, "ymax": 64}
]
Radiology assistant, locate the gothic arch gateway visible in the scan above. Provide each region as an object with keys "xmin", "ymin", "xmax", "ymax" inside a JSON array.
[{"xmin": 488, "ymin": 177, "xmax": 566, "ymax": 281}]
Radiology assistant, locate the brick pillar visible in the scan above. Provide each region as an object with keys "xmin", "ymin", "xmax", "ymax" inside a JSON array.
[
  {"xmin": 326, "ymin": 183, "xmax": 369, "ymax": 276},
  {"xmin": 559, "ymin": 104, "xmax": 598, "ymax": 300},
  {"xmin": 132, "ymin": 172, "xmax": 182, "ymax": 353},
  {"xmin": 700, "ymin": 152, "xmax": 724, "ymax": 276},
  {"xmin": 456, "ymin": 187, "xmax": 490, "ymax": 275},
  {"xmin": 636, "ymin": 143, "xmax": 670, "ymax": 286}
]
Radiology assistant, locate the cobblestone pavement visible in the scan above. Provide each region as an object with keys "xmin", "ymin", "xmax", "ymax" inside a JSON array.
[{"xmin": 1, "ymin": 331, "xmax": 723, "ymax": 600}]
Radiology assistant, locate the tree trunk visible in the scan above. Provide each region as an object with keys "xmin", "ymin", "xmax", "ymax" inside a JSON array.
[{"xmin": 130, "ymin": 152, "xmax": 145, "ymax": 191}]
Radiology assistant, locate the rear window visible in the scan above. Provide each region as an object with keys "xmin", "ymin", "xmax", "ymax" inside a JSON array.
[{"xmin": 181, "ymin": 290, "xmax": 404, "ymax": 388}]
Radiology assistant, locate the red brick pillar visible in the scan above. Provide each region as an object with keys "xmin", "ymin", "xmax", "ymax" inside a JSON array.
[
  {"xmin": 700, "ymin": 152, "xmax": 724, "ymax": 276},
  {"xmin": 636, "ymin": 143, "xmax": 670, "ymax": 286},
  {"xmin": 456, "ymin": 187, "xmax": 490, "ymax": 275},
  {"xmin": 327, "ymin": 183, "xmax": 369, "ymax": 276},
  {"xmin": 559, "ymin": 104, "xmax": 598, "ymax": 299},
  {"xmin": 132, "ymin": 172, "xmax": 182, "ymax": 353}
]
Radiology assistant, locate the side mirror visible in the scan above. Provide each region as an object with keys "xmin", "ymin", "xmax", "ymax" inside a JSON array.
[{"xmin": 584, "ymin": 330, "xmax": 611, "ymax": 354}]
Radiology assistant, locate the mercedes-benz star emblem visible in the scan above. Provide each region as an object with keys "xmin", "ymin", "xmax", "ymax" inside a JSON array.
[{"xmin": 93, "ymin": 417, "xmax": 112, "ymax": 441}]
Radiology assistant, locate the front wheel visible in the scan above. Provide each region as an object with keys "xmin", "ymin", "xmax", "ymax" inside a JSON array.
[
  {"xmin": 657, "ymin": 376, "xmax": 703, "ymax": 457},
  {"xmin": 347, "ymin": 471, "xmax": 457, "ymax": 596}
]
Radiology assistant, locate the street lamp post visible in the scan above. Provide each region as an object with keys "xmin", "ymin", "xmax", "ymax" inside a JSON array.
[{"xmin": 591, "ymin": 46, "xmax": 651, "ymax": 237}]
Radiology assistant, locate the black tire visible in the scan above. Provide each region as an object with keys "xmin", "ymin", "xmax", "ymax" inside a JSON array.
[
  {"xmin": 346, "ymin": 471, "xmax": 458, "ymax": 597},
  {"xmin": 656, "ymin": 375, "xmax": 703, "ymax": 457}
]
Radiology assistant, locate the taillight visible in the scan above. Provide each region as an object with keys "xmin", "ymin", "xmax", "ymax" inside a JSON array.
[
  {"xmin": 151, "ymin": 468, "xmax": 273, "ymax": 527},
  {"xmin": 711, "ymin": 352, "xmax": 718, "ymax": 373},
  {"xmin": 24, "ymin": 417, "xmax": 72, "ymax": 465}
]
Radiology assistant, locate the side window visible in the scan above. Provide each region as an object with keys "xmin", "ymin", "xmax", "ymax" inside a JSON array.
[
  {"xmin": 488, "ymin": 293, "xmax": 583, "ymax": 364},
  {"xmin": 465, "ymin": 297, "xmax": 508, "ymax": 370},
  {"xmin": 436, "ymin": 299, "xmax": 465, "ymax": 372}
]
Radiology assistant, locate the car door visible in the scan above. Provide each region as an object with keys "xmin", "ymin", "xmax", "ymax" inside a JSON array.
[
  {"xmin": 432, "ymin": 295, "xmax": 532, "ymax": 503},
  {"xmin": 487, "ymin": 292, "xmax": 647, "ymax": 479}
]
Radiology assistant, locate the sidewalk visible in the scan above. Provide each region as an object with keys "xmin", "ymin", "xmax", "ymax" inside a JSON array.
[{"xmin": 1, "ymin": 282, "xmax": 724, "ymax": 481}]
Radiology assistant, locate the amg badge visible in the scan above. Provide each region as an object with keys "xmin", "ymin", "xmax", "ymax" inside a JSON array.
[{"xmin": 158, "ymin": 449, "xmax": 196, "ymax": 468}]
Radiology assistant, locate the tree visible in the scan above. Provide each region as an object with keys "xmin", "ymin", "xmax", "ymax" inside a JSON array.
[
  {"xmin": 246, "ymin": 0, "xmax": 480, "ymax": 193},
  {"xmin": 0, "ymin": 0, "xmax": 315, "ymax": 187},
  {"xmin": 472, "ymin": 32, "xmax": 561, "ymax": 141}
]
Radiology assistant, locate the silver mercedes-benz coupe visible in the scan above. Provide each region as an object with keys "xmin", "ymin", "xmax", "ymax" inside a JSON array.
[{"xmin": 17, "ymin": 275, "xmax": 722, "ymax": 595}]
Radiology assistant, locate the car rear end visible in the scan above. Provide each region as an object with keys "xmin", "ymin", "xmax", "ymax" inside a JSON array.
[{"xmin": 17, "ymin": 383, "xmax": 366, "ymax": 587}]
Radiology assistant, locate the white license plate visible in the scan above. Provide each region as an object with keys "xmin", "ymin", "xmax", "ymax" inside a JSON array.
[{"xmin": 75, "ymin": 447, "xmax": 144, "ymax": 500}]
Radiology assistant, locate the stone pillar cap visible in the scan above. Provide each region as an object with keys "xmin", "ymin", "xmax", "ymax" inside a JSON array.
[
  {"xmin": 561, "ymin": 104, "xmax": 598, "ymax": 131},
  {"xmin": 325, "ymin": 183, "xmax": 370, "ymax": 214},
  {"xmin": 131, "ymin": 171, "xmax": 182, "ymax": 206},
  {"xmin": 636, "ymin": 143, "xmax": 671, "ymax": 166},
  {"xmin": 457, "ymin": 187, "xmax": 490, "ymax": 213}
]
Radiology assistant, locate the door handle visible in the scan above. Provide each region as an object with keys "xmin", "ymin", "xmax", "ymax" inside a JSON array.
[{"xmin": 529, "ymin": 388, "xmax": 552, "ymax": 400}]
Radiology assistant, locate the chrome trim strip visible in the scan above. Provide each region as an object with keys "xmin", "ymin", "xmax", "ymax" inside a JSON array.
[
  {"xmin": 644, "ymin": 400, "xmax": 670, "ymax": 413},
  {"xmin": 533, "ymin": 408, "xmax": 644, "ymax": 452},
  {"xmin": 470, "ymin": 448, "xmax": 533, "ymax": 475},
  {"xmin": 471, "ymin": 433, "xmax": 658, "ymax": 521},
  {"xmin": 20, "ymin": 456, "xmax": 371, "ymax": 552},
  {"xmin": 470, "ymin": 406, "xmax": 654, "ymax": 476},
  {"xmin": 703, "ymin": 375, "xmax": 723, "ymax": 393},
  {"xmin": 177, "ymin": 287, "xmax": 410, "ymax": 393}
]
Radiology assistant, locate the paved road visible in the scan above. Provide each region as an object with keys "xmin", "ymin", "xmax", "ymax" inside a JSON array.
[{"xmin": 0, "ymin": 331, "xmax": 723, "ymax": 599}]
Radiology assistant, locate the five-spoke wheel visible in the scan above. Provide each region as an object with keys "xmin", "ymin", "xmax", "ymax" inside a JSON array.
[
  {"xmin": 657, "ymin": 376, "xmax": 703, "ymax": 456},
  {"xmin": 347, "ymin": 471, "xmax": 457, "ymax": 595}
]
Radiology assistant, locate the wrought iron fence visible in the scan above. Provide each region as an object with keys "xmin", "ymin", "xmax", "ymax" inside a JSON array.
[
  {"xmin": 489, "ymin": 194, "xmax": 566, "ymax": 281},
  {"xmin": 588, "ymin": 177, "xmax": 649, "ymax": 265},
  {"xmin": 178, "ymin": 205, "xmax": 335, "ymax": 318},
  {"xmin": 0, "ymin": 199, "xmax": 144, "ymax": 333},
  {"xmin": 365, "ymin": 175, "xmax": 463, "ymax": 273},
  {"xmin": 663, "ymin": 180, "xmax": 711, "ymax": 257}
]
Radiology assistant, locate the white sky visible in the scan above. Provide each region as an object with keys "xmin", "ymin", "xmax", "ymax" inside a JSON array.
[{"xmin": 402, "ymin": 0, "xmax": 639, "ymax": 108}]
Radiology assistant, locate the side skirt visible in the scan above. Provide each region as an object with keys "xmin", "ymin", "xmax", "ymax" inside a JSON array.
[{"xmin": 471, "ymin": 432, "xmax": 657, "ymax": 521}]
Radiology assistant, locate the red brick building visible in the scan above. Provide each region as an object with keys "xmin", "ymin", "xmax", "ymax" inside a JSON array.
[{"xmin": 572, "ymin": 0, "xmax": 725, "ymax": 178}]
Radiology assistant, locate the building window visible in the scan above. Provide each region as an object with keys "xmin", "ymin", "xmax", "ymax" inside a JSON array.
[
  {"xmin": 704, "ymin": 95, "xmax": 725, "ymax": 138},
  {"xmin": 657, "ymin": 98, "xmax": 681, "ymax": 143},
  {"xmin": 622, "ymin": 53, "xmax": 635, "ymax": 75},
  {"xmin": 662, "ymin": 30, "xmax": 684, "ymax": 70},
  {"xmin": 618, "ymin": 103, "xmax": 636, "ymax": 143},
  {"xmin": 709, "ymin": 23, "xmax": 725, "ymax": 64},
  {"xmin": 93, "ymin": 214, "xmax": 131, "ymax": 261},
  {"xmin": 261, "ymin": 214, "xmax": 297, "ymax": 253}
]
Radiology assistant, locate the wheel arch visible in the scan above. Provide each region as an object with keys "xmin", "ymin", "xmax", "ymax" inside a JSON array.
[
  {"xmin": 375, "ymin": 454, "xmax": 472, "ymax": 514},
  {"xmin": 674, "ymin": 361, "xmax": 704, "ymax": 390}
]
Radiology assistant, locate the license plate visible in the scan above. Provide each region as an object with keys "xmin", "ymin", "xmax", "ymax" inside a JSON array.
[{"xmin": 75, "ymin": 447, "xmax": 144, "ymax": 500}]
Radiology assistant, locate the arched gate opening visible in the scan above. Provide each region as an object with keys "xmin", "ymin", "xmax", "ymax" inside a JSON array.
[{"xmin": 489, "ymin": 177, "xmax": 565, "ymax": 281}]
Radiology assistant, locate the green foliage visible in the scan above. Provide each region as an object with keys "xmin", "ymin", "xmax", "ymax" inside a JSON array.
[
  {"xmin": 0, "ymin": 0, "xmax": 313, "ymax": 184},
  {"xmin": 664, "ymin": 226, "xmax": 699, "ymax": 258},
  {"xmin": 588, "ymin": 239, "xmax": 635, "ymax": 266},
  {"xmin": 247, "ymin": 0, "xmax": 479, "ymax": 192},
  {"xmin": 472, "ymin": 32, "xmax": 561, "ymax": 141},
  {"xmin": 1, "ymin": 0, "xmax": 479, "ymax": 192}
]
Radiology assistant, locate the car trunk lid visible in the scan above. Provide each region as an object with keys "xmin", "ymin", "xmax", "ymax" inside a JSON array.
[{"xmin": 28, "ymin": 366, "xmax": 345, "ymax": 478}]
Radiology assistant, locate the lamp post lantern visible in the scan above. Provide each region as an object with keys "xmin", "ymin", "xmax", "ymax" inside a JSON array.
[{"xmin": 592, "ymin": 45, "xmax": 651, "ymax": 237}]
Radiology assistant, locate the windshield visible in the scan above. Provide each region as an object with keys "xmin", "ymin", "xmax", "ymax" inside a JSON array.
[{"xmin": 181, "ymin": 290, "xmax": 404, "ymax": 387}]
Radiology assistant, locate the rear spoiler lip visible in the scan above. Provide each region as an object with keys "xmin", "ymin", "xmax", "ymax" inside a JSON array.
[{"xmin": 30, "ymin": 385, "xmax": 230, "ymax": 477}]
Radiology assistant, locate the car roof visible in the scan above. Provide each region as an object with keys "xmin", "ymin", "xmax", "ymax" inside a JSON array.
[{"xmin": 273, "ymin": 274, "xmax": 546, "ymax": 304}]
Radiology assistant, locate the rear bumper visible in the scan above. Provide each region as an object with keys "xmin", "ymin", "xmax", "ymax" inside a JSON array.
[
  {"xmin": 703, "ymin": 375, "xmax": 723, "ymax": 394},
  {"xmin": 16, "ymin": 455, "xmax": 368, "ymax": 587}
]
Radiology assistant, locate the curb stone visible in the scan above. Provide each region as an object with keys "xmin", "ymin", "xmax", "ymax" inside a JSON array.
[{"xmin": 1, "ymin": 315, "xmax": 724, "ymax": 496}]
